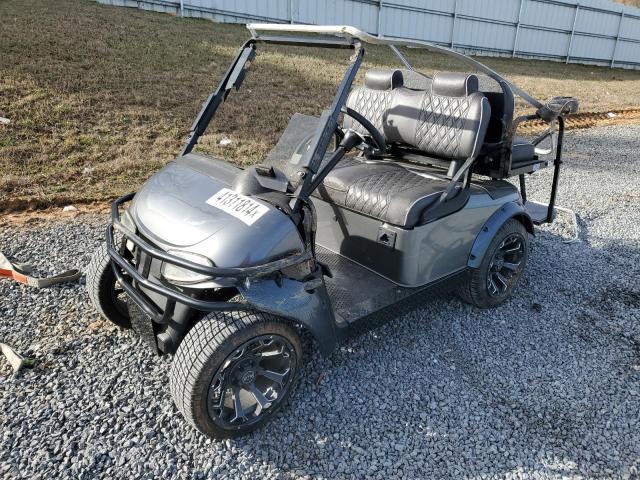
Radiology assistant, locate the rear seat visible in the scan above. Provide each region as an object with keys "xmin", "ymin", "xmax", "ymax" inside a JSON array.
[
  {"xmin": 315, "ymin": 69, "xmax": 491, "ymax": 228},
  {"xmin": 511, "ymin": 138, "xmax": 536, "ymax": 168}
]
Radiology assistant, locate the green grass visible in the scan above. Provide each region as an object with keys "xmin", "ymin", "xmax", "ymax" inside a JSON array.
[{"xmin": 1, "ymin": 0, "xmax": 640, "ymax": 210}]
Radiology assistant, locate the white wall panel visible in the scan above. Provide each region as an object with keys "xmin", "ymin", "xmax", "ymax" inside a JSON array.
[
  {"xmin": 518, "ymin": 27, "xmax": 570, "ymax": 56},
  {"xmin": 96, "ymin": 0, "xmax": 640, "ymax": 68}
]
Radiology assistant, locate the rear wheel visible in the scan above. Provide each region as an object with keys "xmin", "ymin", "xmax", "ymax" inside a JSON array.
[
  {"xmin": 170, "ymin": 310, "xmax": 302, "ymax": 439},
  {"xmin": 86, "ymin": 242, "xmax": 132, "ymax": 328},
  {"xmin": 458, "ymin": 219, "xmax": 528, "ymax": 309}
]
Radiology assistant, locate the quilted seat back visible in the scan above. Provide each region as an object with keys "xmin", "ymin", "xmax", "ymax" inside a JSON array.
[{"xmin": 345, "ymin": 70, "xmax": 491, "ymax": 161}]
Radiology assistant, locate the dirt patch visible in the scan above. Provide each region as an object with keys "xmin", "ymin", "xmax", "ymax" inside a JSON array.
[
  {"xmin": 0, "ymin": 202, "xmax": 108, "ymax": 227},
  {"xmin": 519, "ymin": 109, "xmax": 640, "ymax": 135}
]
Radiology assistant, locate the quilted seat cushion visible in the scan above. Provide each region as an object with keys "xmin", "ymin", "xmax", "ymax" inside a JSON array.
[
  {"xmin": 313, "ymin": 71, "xmax": 492, "ymax": 227},
  {"xmin": 314, "ymin": 158, "xmax": 448, "ymax": 227}
]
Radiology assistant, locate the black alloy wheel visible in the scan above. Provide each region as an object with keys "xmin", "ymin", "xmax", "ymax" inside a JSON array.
[
  {"xmin": 457, "ymin": 219, "xmax": 529, "ymax": 309},
  {"xmin": 207, "ymin": 334, "xmax": 296, "ymax": 428},
  {"xmin": 170, "ymin": 311, "xmax": 302, "ymax": 439},
  {"xmin": 486, "ymin": 233, "xmax": 526, "ymax": 297}
]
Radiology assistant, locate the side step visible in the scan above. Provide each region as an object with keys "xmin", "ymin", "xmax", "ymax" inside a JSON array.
[{"xmin": 316, "ymin": 246, "xmax": 464, "ymax": 331}]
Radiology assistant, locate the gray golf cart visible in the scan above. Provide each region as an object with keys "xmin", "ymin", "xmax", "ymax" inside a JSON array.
[{"xmin": 87, "ymin": 24, "xmax": 578, "ymax": 438}]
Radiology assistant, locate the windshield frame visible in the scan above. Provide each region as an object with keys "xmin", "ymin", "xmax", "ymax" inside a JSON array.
[{"xmin": 180, "ymin": 34, "xmax": 364, "ymax": 212}]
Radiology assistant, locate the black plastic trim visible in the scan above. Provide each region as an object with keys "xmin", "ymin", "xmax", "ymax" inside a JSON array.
[{"xmin": 467, "ymin": 201, "xmax": 534, "ymax": 269}]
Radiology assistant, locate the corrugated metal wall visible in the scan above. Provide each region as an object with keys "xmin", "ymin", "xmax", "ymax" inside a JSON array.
[{"xmin": 97, "ymin": 0, "xmax": 640, "ymax": 69}]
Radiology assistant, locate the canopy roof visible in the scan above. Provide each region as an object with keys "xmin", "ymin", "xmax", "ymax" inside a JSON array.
[{"xmin": 246, "ymin": 24, "xmax": 542, "ymax": 108}]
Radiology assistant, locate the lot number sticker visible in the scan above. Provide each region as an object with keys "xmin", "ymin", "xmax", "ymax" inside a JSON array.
[{"xmin": 206, "ymin": 188, "xmax": 270, "ymax": 226}]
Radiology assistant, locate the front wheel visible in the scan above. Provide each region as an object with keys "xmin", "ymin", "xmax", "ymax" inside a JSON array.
[
  {"xmin": 86, "ymin": 243, "xmax": 132, "ymax": 328},
  {"xmin": 170, "ymin": 310, "xmax": 302, "ymax": 439},
  {"xmin": 458, "ymin": 219, "xmax": 529, "ymax": 309}
]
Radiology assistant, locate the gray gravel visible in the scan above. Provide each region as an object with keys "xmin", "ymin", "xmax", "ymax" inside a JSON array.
[{"xmin": 1, "ymin": 124, "xmax": 639, "ymax": 479}]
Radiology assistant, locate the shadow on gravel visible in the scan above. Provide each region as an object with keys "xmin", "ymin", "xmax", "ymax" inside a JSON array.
[
  {"xmin": 231, "ymin": 229, "xmax": 640, "ymax": 478},
  {"xmin": 1, "ymin": 222, "xmax": 638, "ymax": 478}
]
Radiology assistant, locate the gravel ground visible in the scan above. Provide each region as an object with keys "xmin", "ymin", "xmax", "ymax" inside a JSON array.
[{"xmin": 1, "ymin": 124, "xmax": 639, "ymax": 479}]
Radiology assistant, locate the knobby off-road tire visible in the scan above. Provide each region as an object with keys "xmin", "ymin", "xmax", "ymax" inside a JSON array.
[
  {"xmin": 458, "ymin": 219, "xmax": 529, "ymax": 309},
  {"xmin": 170, "ymin": 310, "xmax": 302, "ymax": 439},
  {"xmin": 86, "ymin": 242, "xmax": 132, "ymax": 329}
]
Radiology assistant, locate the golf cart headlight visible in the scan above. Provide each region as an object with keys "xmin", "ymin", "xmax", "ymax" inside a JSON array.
[
  {"xmin": 120, "ymin": 210, "xmax": 136, "ymax": 252},
  {"xmin": 121, "ymin": 209, "xmax": 136, "ymax": 231},
  {"xmin": 161, "ymin": 250, "xmax": 214, "ymax": 284}
]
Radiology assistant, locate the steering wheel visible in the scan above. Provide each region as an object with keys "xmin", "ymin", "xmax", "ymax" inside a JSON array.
[{"xmin": 340, "ymin": 106, "xmax": 387, "ymax": 152}]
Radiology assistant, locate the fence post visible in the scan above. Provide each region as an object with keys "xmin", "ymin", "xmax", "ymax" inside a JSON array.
[
  {"xmin": 450, "ymin": 0, "xmax": 458, "ymax": 48},
  {"xmin": 377, "ymin": 0, "xmax": 384, "ymax": 37},
  {"xmin": 611, "ymin": 11, "xmax": 624, "ymax": 68},
  {"xmin": 512, "ymin": 0, "xmax": 525, "ymax": 57},
  {"xmin": 566, "ymin": 3, "xmax": 580, "ymax": 64},
  {"xmin": 179, "ymin": 0, "xmax": 184, "ymax": 17},
  {"xmin": 289, "ymin": 0, "xmax": 294, "ymax": 23}
]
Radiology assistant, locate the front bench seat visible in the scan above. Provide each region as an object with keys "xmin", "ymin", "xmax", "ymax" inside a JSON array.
[
  {"xmin": 318, "ymin": 160, "xmax": 450, "ymax": 227},
  {"xmin": 315, "ymin": 70, "xmax": 490, "ymax": 228}
]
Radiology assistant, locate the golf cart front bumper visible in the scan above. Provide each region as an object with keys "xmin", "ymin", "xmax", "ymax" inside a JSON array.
[{"xmin": 106, "ymin": 194, "xmax": 337, "ymax": 354}]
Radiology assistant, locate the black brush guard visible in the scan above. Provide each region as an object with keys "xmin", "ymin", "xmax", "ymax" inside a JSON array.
[{"xmin": 106, "ymin": 193, "xmax": 313, "ymax": 324}]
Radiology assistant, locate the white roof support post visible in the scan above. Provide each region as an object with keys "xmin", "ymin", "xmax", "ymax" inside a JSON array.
[
  {"xmin": 611, "ymin": 11, "xmax": 624, "ymax": 68},
  {"xmin": 566, "ymin": 3, "xmax": 580, "ymax": 64},
  {"xmin": 450, "ymin": 0, "xmax": 458, "ymax": 48},
  {"xmin": 512, "ymin": 0, "xmax": 525, "ymax": 57}
]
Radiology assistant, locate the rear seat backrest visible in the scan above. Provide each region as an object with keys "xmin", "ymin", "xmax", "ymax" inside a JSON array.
[
  {"xmin": 343, "ymin": 69, "xmax": 402, "ymax": 137},
  {"xmin": 345, "ymin": 70, "xmax": 491, "ymax": 161}
]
